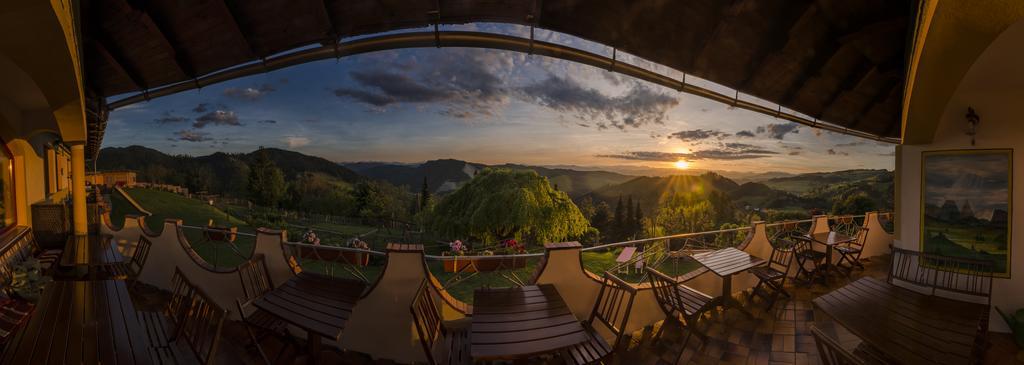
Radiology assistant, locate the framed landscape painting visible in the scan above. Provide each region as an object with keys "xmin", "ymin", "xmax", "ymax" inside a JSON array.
[{"xmin": 921, "ymin": 149, "xmax": 1012, "ymax": 277}]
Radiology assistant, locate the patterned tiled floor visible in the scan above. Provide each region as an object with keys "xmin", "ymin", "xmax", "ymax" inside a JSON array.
[{"xmin": 133, "ymin": 254, "xmax": 1023, "ymax": 364}]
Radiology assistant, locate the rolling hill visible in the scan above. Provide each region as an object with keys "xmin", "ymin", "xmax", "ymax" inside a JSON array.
[
  {"xmin": 345, "ymin": 159, "xmax": 636, "ymax": 197},
  {"xmin": 97, "ymin": 145, "xmax": 362, "ymax": 196}
]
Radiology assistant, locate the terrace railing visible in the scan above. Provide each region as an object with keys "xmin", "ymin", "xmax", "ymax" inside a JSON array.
[
  {"xmin": 284, "ymin": 242, "xmax": 387, "ymax": 284},
  {"xmin": 579, "ymin": 225, "xmax": 753, "ymax": 286}
]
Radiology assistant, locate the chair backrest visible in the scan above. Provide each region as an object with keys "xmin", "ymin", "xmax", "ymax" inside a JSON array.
[
  {"xmin": 238, "ymin": 254, "xmax": 274, "ymax": 302},
  {"xmin": 589, "ymin": 272, "xmax": 637, "ymax": 348},
  {"xmin": 166, "ymin": 268, "xmax": 196, "ymax": 330},
  {"xmin": 766, "ymin": 241, "xmax": 795, "ymax": 273},
  {"xmin": 847, "ymin": 228, "xmax": 869, "ymax": 250},
  {"xmin": 645, "ymin": 266, "xmax": 682, "ymax": 318},
  {"xmin": 888, "ymin": 247, "xmax": 993, "ymax": 304},
  {"xmin": 128, "ymin": 236, "xmax": 153, "ymax": 276},
  {"xmin": 409, "ymin": 279, "xmax": 444, "ymax": 365},
  {"xmin": 810, "ymin": 325, "xmax": 866, "ymax": 365},
  {"xmin": 177, "ymin": 270, "xmax": 228, "ymax": 365}
]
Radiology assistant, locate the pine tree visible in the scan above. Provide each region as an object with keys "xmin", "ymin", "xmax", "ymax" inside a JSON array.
[
  {"xmin": 247, "ymin": 147, "xmax": 286, "ymax": 207},
  {"xmin": 626, "ymin": 196, "xmax": 635, "ymax": 238},
  {"xmin": 634, "ymin": 201, "xmax": 644, "ymax": 236},
  {"xmin": 613, "ymin": 196, "xmax": 625, "ymax": 240},
  {"xmin": 419, "ymin": 177, "xmax": 431, "ymax": 212}
]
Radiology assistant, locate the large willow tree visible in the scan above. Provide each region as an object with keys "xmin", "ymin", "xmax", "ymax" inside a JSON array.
[{"xmin": 428, "ymin": 168, "xmax": 590, "ymax": 243}]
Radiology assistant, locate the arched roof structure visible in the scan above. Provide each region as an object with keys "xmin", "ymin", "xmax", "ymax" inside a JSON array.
[{"xmin": 80, "ymin": 0, "xmax": 916, "ymax": 156}]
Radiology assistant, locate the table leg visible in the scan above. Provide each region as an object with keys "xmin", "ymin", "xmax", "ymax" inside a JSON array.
[
  {"xmin": 722, "ymin": 275, "xmax": 733, "ymax": 308},
  {"xmin": 307, "ymin": 333, "xmax": 322, "ymax": 365}
]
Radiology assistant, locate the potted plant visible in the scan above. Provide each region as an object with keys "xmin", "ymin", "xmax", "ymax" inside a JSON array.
[
  {"xmin": 443, "ymin": 240, "xmax": 473, "ymax": 272},
  {"xmin": 997, "ymin": 307, "xmax": 1024, "ymax": 360}
]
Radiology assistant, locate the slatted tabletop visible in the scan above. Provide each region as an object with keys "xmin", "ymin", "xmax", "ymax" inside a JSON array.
[
  {"xmin": 253, "ymin": 272, "xmax": 365, "ymax": 364},
  {"xmin": 60, "ymin": 234, "xmax": 124, "ymax": 267},
  {"xmin": 0, "ymin": 280, "xmax": 153, "ymax": 365},
  {"xmin": 691, "ymin": 247, "xmax": 765, "ymax": 277},
  {"xmin": 471, "ymin": 284, "xmax": 588, "ymax": 360},
  {"xmin": 804, "ymin": 231, "xmax": 856, "ymax": 247},
  {"xmin": 813, "ymin": 277, "xmax": 987, "ymax": 365}
]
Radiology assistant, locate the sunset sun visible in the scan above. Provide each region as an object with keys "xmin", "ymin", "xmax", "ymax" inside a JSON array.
[{"xmin": 674, "ymin": 160, "xmax": 690, "ymax": 170}]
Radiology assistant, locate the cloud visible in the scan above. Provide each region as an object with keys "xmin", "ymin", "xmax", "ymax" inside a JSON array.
[
  {"xmin": 257, "ymin": 119, "xmax": 277, "ymax": 124},
  {"xmin": 669, "ymin": 129, "xmax": 729, "ymax": 142},
  {"xmin": 735, "ymin": 130, "xmax": 756, "ymax": 138},
  {"xmin": 284, "ymin": 136, "xmax": 311, "ymax": 148},
  {"xmin": 154, "ymin": 111, "xmax": 188, "ymax": 124},
  {"xmin": 173, "ymin": 129, "xmax": 212, "ymax": 142},
  {"xmin": 193, "ymin": 110, "xmax": 241, "ymax": 128},
  {"xmin": 192, "ymin": 103, "xmax": 210, "ymax": 113},
  {"xmin": 518, "ymin": 75, "xmax": 678, "ymax": 129},
  {"xmin": 332, "ymin": 50, "xmax": 508, "ymax": 119},
  {"xmin": 788, "ymin": 151, "xmax": 801, "ymax": 156},
  {"xmin": 332, "ymin": 50, "xmax": 676, "ymax": 129},
  {"xmin": 756, "ymin": 123, "xmax": 801, "ymax": 139},
  {"xmin": 598, "ymin": 143, "xmax": 778, "ymax": 162},
  {"xmin": 223, "ymin": 83, "xmax": 276, "ymax": 101},
  {"xmin": 827, "ymin": 149, "xmax": 849, "ymax": 156},
  {"xmin": 835, "ymin": 141, "xmax": 866, "ymax": 147}
]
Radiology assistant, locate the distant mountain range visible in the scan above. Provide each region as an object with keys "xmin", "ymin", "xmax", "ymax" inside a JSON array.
[{"xmin": 97, "ymin": 146, "xmax": 892, "ymax": 215}]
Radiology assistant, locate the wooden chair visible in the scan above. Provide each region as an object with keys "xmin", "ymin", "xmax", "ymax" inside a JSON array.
[
  {"xmin": 409, "ymin": 279, "xmax": 470, "ymax": 365},
  {"xmin": 748, "ymin": 240, "xmax": 794, "ymax": 308},
  {"xmin": 177, "ymin": 272, "xmax": 228, "ymax": 365},
  {"xmin": 142, "ymin": 268, "xmax": 227, "ymax": 365},
  {"xmin": 559, "ymin": 272, "xmax": 637, "ymax": 365},
  {"xmin": 645, "ymin": 266, "xmax": 714, "ymax": 364},
  {"xmin": 793, "ymin": 239, "xmax": 826, "ymax": 284},
  {"xmin": 140, "ymin": 267, "xmax": 196, "ymax": 363},
  {"xmin": 810, "ymin": 325, "xmax": 867, "ymax": 365},
  {"xmin": 236, "ymin": 254, "xmax": 296, "ymax": 365},
  {"xmin": 107, "ymin": 236, "xmax": 153, "ymax": 284},
  {"xmin": 835, "ymin": 228, "xmax": 869, "ymax": 276}
]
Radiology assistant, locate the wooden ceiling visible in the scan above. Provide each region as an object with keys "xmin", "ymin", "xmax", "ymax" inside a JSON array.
[{"xmin": 81, "ymin": 0, "xmax": 913, "ymax": 155}]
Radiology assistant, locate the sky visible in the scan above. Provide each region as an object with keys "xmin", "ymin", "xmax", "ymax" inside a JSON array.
[{"xmin": 104, "ymin": 24, "xmax": 895, "ymax": 174}]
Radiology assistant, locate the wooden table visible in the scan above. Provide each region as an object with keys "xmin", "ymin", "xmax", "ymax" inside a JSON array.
[
  {"xmin": 61, "ymin": 234, "xmax": 124, "ymax": 267},
  {"xmin": 471, "ymin": 284, "xmax": 588, "ymax": 361},
  {"xmin": 252, "ymin": 272, "xmax": 365, "ymax": 365},
  {"xmin": 0, "ymin": 280, "xmax": 153, "ymax": 364},
  {"xmin": 691, "ymin": 247, "xmax": 765, "ymax": 310},
  {"xmin": 803, "ymin": 231, "xmax": 855, "ymax": 278},
  {"xmin": 813, "ymin": 277, "xmax": 987, "ymax": 365}
]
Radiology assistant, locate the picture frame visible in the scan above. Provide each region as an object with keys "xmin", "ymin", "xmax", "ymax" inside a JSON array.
[{"xmin": 920, "ymin": 149, "xmax": 1012, "ymax": 278}]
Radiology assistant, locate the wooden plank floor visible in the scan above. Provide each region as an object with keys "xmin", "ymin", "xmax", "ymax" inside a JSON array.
[{"xmin": 125, "ymin": 255, "xmax": 1022, "ymax": 365}]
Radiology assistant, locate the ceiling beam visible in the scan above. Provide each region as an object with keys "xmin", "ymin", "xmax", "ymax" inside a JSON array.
[
  {"xmin": 320, "ymin": 0, "xmax": 340, "ymax": 44},
  {"xmin": 847, "ymin": 79, "xmax": 899, "ymax": 130},
  {"xmin": 685, "ymin": 0, "xmax": 734, "ymax": 72},
  {"xmin": 219, "ymin": 0, "xmax": 260, "ymax": 58},
  {"xmin": 88, "ymin": 38, "xmax": 148, "ymax": 91},
  {"xmin": 733, "ymin": 1, "xmax": 815, "ymax": 88},
  {"xmin": 127, "ymin": 2, "xmax": 199, "ymax": 79}
]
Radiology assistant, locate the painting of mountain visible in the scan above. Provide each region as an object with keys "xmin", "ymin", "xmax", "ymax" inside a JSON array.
[{"xmin": 921, "ymin": 149, "xmax": 1012, "ymax": 277}]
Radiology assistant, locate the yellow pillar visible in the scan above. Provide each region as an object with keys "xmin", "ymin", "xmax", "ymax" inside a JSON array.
[{"xmin": 71, "ymin": 143, "xmax": 87, "ymax": 235}]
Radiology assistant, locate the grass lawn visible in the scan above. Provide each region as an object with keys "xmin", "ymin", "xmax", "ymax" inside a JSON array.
[{"xmin": 114, "ymin": 188, "xmax": 255, "ymax": 268}]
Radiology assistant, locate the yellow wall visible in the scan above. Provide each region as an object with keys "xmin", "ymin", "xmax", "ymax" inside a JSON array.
[{"xmin": 897, "ymin": 19, "xmax": 1024, "ymax": 333}]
